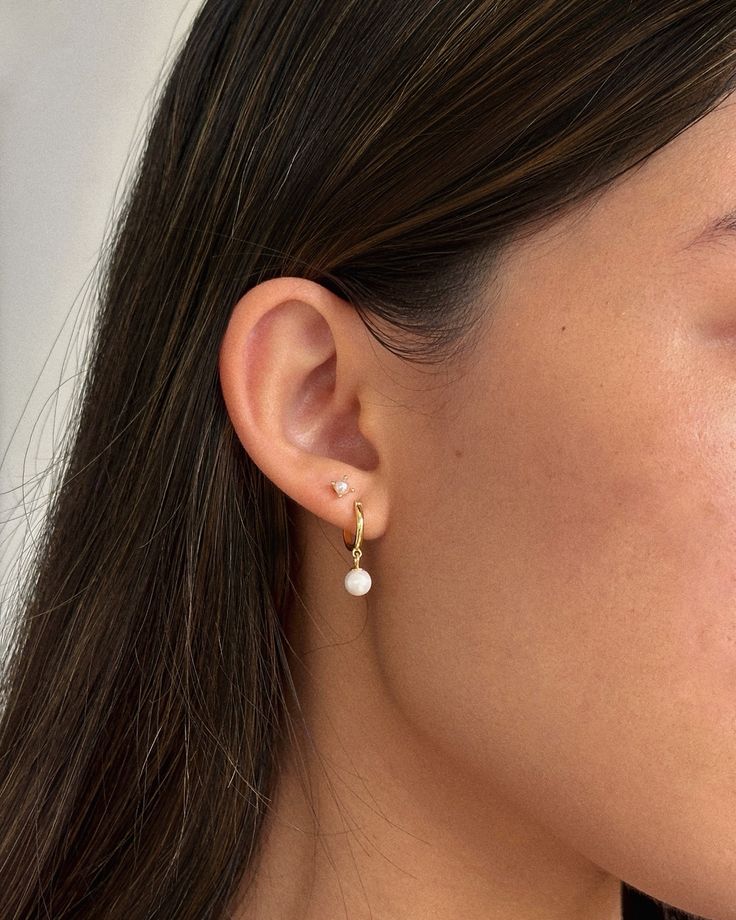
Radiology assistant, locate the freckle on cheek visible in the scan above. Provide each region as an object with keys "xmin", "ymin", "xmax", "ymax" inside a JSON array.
[{"xmin": 606, "ymin": 472, "xmax": 661, "ymax": 512}]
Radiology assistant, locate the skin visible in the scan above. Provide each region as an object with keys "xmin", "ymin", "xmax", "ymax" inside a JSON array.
[{"xmin": 218, "ymin": 93, "xmax": 736, "ymax": 920}]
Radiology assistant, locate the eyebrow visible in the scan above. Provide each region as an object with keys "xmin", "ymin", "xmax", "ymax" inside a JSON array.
[{"xmin": 683, "ymin": 207, "xmax": 736, "ymax": 250}]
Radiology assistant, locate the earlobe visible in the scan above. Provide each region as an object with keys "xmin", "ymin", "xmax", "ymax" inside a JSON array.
[{"xmin": 217, "ymin": 276, "xmax": 390, "ymax": 542}]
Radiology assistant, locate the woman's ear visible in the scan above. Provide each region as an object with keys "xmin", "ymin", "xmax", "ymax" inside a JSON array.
[{"xmin": 218, "ymin": 276, "xmax": 390, "ymax": 540}]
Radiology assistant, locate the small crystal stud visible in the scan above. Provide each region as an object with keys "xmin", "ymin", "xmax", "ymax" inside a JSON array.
[{"xmin": 330, "ymin": 475, "xmax": 355, "ymax": 497}]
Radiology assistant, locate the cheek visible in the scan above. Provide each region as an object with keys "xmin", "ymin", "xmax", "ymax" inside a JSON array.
[
  {"xmin": 380, "ymin": 301, "xmax": 736, "ymax": 901},
  {"xmin": 436, "ymin": 343, "xmax": 736, "ymax": 914},
  {"xmin": 487, "ymin": 348, "xmax": 736, "ymax": 689}
]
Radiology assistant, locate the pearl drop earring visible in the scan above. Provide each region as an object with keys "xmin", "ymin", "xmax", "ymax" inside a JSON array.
[
  {"xmin": 342, "ymin": 500, "xmax": 372, "ymax": 595},
  {"xmin": 329, "ymin": 475, "xmax": 371, "ymax": 595}
]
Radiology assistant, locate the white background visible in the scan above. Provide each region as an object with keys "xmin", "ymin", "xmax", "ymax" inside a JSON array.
[{"xmin": 1, "ymin": 0, "xmax": 204, "ymax": 626}]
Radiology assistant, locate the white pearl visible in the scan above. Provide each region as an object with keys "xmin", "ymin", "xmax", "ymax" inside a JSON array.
[{"xmin": 344, "ymin": 567, "xmax": 372, "ymax": 596}]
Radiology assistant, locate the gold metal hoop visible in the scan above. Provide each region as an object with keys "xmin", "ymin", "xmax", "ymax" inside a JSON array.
[{"xmin": 342, "ymin": 500, "xmax": 364, "ymax": 552}]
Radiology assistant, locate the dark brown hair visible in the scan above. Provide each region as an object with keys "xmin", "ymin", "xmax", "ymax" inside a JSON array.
[{"xmin": 2, "ymin": 2, "xmax": 736, "ymax": 917}]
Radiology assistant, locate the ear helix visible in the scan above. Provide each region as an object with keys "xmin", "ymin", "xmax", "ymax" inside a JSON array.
[{"xmin": 330, "ymin": 474, "xmax": 372, "ymax": 596}]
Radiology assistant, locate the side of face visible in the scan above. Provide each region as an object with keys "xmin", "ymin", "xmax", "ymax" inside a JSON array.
[{"xmin": 373, "ymin": 95, "xmax": 736, "ymax": 917}]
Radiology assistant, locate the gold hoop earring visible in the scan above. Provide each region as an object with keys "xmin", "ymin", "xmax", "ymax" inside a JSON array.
[{"xmin": 341, "ymin": 498, "xmax": 372, "ymax": 596}]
